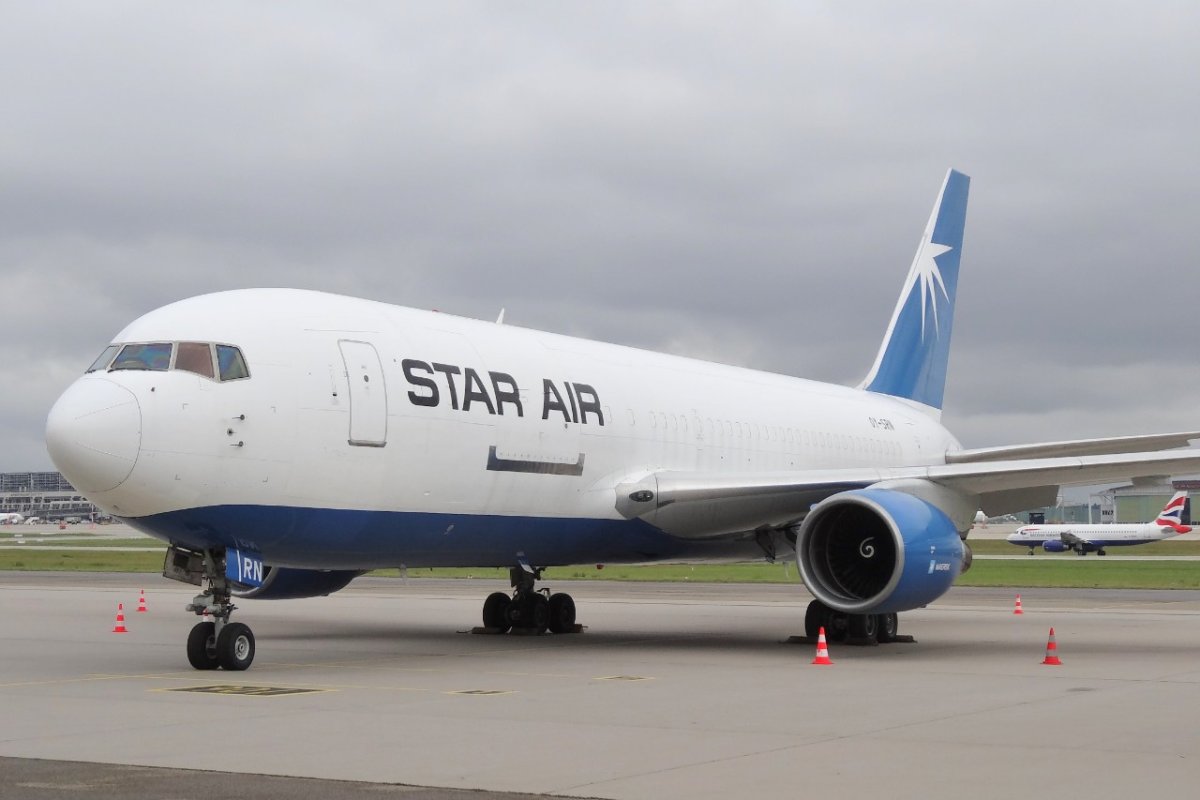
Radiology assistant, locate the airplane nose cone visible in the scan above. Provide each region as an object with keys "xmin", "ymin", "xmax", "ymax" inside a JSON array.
[{"xmin": 46, "ymin": 378, "xmax": 141, "ymax": 493}]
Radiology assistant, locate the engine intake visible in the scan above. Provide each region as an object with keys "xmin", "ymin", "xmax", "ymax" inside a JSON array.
[
  {"xmin": 232, "ymin": 566, "xmax": 363, "ymax": 600},
  {"xmin": 797, "ymin": 488, "xmax": 964, "ymax": 614}
]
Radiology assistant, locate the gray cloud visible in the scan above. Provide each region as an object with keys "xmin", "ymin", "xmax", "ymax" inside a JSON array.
[{"xmin": 3, "ymin": 2, "xmax": 1198, "ymax": 478}]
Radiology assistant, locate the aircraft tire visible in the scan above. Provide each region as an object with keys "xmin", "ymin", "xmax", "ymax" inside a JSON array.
[
  {"xmin": 522, "ymin": 593, "xmax": 550, "ymax": 634},
  {"xmin": 876, "ymin": 613, "xmax": 899, "ymax": 643},
  {"xmin": 547, "ymin": 593, "xmax": 576, "ymax": 633},
  {"xmin": 849, "ymin": 613, "xmax": 878, "ymax": 644},
  {"xmin": 186, "ymin": 621, "xmax": 220, "ymax": 670},
  {"xmin": 483, "ymin": 592, "xmax": 512, "ymax": 632},
  {"xmin": 216, "ymin": 622, "xmax": 255, "ymax": 671},
  {"xmin": 804, "ymin": 600, "xmax": 830, "ymax": 640}
]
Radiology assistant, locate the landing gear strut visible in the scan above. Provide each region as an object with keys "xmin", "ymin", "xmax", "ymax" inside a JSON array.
[
  {"xmin": 802, "ymin": 599, "xmax": 907, "ymax": 646},
  {"xmin": 479, "ymin": 565, "xmax": 578, "ymax": 635},
  {"xmin": 168, "ymin": 546, "xmax": 256, "ymax": 671}
]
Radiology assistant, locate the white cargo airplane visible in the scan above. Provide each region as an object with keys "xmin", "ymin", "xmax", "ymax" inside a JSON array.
[
  {"xmin": 46, "ymin": 170, "xmax": 1200, "ymax": 671},
  {"xmin": 1007, "ymin": 492, "xmax": 1191, "ymax": 555}
]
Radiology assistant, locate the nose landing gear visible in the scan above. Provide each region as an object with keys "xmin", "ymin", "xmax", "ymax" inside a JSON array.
[{"xmin": 167, "ymin": 546, "xmax": 257, "ymax": 671}]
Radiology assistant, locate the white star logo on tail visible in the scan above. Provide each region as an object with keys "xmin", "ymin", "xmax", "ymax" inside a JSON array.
[{"xmin": 911, "ymin": 237, "xmax": 953, "ymax": 340}]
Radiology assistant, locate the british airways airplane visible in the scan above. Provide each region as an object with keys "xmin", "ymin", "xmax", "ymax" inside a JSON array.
[
  {"xmin": 1006, "ymin": 491, "xmax": 1191, "ymax": 555},
  {"xmin": 45, "ymin": 170, "xmax": 1200, "ymax": 671}
]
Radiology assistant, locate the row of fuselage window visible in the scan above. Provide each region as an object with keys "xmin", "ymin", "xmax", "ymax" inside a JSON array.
[
  {"xmin": 615, "ymin": 407, "xmax": 904, "ymax": 459},
  {"xmin": 86, "ymin": 342, "xmax": 251, "ymax": 382}
]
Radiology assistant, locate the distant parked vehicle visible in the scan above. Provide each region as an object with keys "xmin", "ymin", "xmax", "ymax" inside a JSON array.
[{"xmin": 64, "ymin": 516, "xmax": 82, "ymax": 524}]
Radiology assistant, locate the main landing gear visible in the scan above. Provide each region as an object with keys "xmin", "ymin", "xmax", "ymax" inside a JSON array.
[
  {"xmin": 803, "ymin": 599, "xmax": 907, "ymax": 646},
  {"xmin": 167, "ymin": 547, "xmax": 256, "ymax": 671},
  {"xmin": 479, "ymin": 565, "xmax": 579, "ymax": 635}
]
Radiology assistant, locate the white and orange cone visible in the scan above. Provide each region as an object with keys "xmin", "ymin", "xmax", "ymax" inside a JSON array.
[
  {"xmin": 112, "ymin": 602, "xmax": 129, "ymax": 634},
  {"xmin": 811, "ymin": 626, "xmax": 833, "ymax": 665},
  {"xmin": 1013, "ymin": 594, "xmax": 1024, "ymax": 615},
  {"xmin": 136, "ymin": 589, "xmax": 147, "ymax": 613},
  {"xmin": 1041, "ymin": 627, "xmax": 1062, "ymax": 665}
]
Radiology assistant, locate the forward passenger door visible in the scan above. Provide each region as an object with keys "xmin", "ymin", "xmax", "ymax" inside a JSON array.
[{"xmin": 338, "ymin": 340, "xmax": 387, "ymax": 447}]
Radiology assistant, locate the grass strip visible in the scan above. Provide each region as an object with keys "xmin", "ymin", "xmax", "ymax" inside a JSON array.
[
  {"xmin": 0, "ymin": 538, "xmax": 166, "ymax": 548},
  {"xmin": 2, "ymin": 546, "xmax": 1196, "ymax": 590},
  {"xmin": 966, "ymin": 539, "xmax": 1200, "ymax": 556}
]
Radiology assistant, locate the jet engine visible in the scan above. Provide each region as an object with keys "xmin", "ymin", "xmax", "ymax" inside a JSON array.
[
  {"xmin": 231, "ymin": 566, "xmax": 364, "ymax": 600},
  {"xmin": 796, "ymin": 488, "xmax": 965, "ymax": 614},
  {"xmin": 1041, "ymin": 540, "xmax": 1069, "ymax": 553}
]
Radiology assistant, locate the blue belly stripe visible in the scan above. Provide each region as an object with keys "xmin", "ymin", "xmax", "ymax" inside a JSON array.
[{"xmin": 122, "ymin": 505, "xmax": 764, "ymax": 569}]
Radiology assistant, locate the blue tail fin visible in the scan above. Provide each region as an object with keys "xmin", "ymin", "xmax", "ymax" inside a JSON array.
[{"xmin": 859, "ymin": 169, "xmax": 970, "ymax": 414}]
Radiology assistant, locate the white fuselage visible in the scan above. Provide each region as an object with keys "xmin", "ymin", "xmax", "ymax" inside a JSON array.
[{"xmin": 46, "ymin": 289, "xmax": 961, "ymax": 569}]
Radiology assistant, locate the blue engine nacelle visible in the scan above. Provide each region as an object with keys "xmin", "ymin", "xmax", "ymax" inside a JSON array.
[
  {"xmin": 232, "ymin": 566, "xmax": 364, "ymax": 599},
  {"xmin": 796, "ymin": 488, "xmax": 965, "ymax": 614},
  {"xmin": 1042, "ymin": 540, "xmax": 1068, "ymax": 553}
]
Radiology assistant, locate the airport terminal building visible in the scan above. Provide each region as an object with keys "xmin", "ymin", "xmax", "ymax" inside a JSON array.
[{"xmin": 0, "ymin": 472, "xmax": 98, "ymax": 521}]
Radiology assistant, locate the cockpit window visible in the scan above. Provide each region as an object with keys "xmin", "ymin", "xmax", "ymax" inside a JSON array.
[
  {"xmin": 216, "ymin": 345, "xmax": 250, "ymax": 381},
  {"xmin": 111, "ymin": 343, "xmax": 173, "ymax": 371},
  {"xmin": 95, "ymin": 341, "xmax": 247, "ymax": 381},
  {"xmin": 85, "ymin": 345, "xmax": 120, "ymax": 373},
  {"xmin": 175, "ymin": 342, "xmax": 215, "ymax": 379}
]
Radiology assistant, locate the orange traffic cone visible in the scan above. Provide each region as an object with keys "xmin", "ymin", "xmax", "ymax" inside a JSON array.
[
  {"xmin": 1013, "ymin": 594, "xmax": 1024, "ymax": 615},
  {"xmin": 112, "ymin": 602, "xmax": 129, "ymax": 633},
  {"xmin": 811, "ymin": 627, "xmax": 833, "ymax": 665},
  {"xmin": 137, "ymin": 589, "xmax": 148, "ymax": 613},
  {"xmin": 1042, "ymin": 627, "xmax": 1062, "ymax": 665}
]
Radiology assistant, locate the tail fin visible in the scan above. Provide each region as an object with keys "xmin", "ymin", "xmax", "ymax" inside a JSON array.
[
  {"xmin": 1155, "ymin": 491, "xmax": 1191, "ymax": 533},
  {"xmin": 859, "ymin": 169, "xmax": 971, "ymax": 415}
]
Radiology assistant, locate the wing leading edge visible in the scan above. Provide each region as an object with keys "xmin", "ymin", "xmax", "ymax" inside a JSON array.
[
  {"xmin": 616, "ymin": 447, "xmax": 1200, "ymax": 539},
  {"xmin": 944, "ymin": 431, "xmax": 1200, "ymax": 464}
]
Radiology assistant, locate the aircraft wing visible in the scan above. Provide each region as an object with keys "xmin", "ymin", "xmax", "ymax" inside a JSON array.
[
  {"xmin": 944, "ymin": 431, "xmax": 1200, "ymax": 463},
  {"xmin": 616, "ymin": 448, "xmax": 1200, "ymax": 539}
]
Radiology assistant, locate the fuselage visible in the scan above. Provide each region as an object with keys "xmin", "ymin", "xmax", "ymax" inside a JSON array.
[{"xmin": 46, "ymin": 289, "xmax": 961, "ymax": 570}]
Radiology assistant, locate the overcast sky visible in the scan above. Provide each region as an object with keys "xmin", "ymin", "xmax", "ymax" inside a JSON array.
[{"xmin": 3, "ymin": 2, "xmax": 1198, "ymax": 487}]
